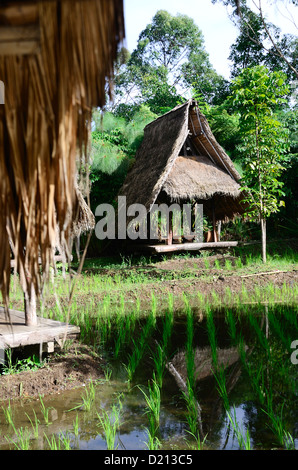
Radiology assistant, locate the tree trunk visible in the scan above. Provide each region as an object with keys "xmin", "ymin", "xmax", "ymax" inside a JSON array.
[
  {"xmin": 24, "ymin": 283, "xmax": 37, "ymax": 326},
  {"xmin": 261, "ymin": 216, "xmax": 266, "ymax": 263}
]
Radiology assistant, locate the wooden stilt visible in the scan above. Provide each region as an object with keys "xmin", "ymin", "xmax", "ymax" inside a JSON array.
[
  {"xmin": 212, "ymin": 199, "xmax": 218, "ymax": 243},
  {"xmin": 24, "ymin": 283, "xmax": 37, "ymax": 326},
  {"xmin": 166, "ymin": 212, "xmax": 173, "ymax": 245}
]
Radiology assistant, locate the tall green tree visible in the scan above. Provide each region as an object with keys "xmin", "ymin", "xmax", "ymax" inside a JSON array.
[
  {"xmin": 229, "ymin": 65, "xmax": 289, "ymax": 262},
  {"xmin": 114, "ymin": 10, "xmax": 226, "ymax": 114}
]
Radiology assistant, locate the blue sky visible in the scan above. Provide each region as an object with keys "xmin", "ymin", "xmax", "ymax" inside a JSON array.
[{"xmin": 123, "ymin": 0, "xmax": 297, "ymax": 79}]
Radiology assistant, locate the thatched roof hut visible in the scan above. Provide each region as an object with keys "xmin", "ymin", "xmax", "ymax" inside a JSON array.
[
  {"xmin": 119, "ymin": 99, "xmax": 246, "ymax": 250},
  {"xmin": 0, "ymin": 0, "xmax": 124, "ymax": 324},
  {"xmin": 120, "ymin": 98, "xmax": 244, "ymax": 222}
]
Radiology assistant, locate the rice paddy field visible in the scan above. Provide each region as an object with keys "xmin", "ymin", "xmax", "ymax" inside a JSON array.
[{"xmin": 0, "ymin": 242, "xmax": 297, "ymax": 451}]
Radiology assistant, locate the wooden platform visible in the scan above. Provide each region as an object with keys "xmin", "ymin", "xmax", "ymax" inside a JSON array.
[
  {"xmin": 128, "ymin": 241, "xmax": 238, "ymax": 254},
  {"xmin": 0, "ymin": 307, "xmax": 80, "ymax": 362}
]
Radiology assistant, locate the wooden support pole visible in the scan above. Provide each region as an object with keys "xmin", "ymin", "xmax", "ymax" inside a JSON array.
[
  {"xmin": 0, "ymin": 340, "xmax": 5, "ymax": 366},
  {"xmin": 166, "ymin": 211, "xmax": 173, "ymax": 245},
  {"xmin": 212, "ymin": 199, "xmax": 218, "ymax": 243},
  {"xmin": 24, "ymin": 283, "xmax": 37, "ymax": 326}
]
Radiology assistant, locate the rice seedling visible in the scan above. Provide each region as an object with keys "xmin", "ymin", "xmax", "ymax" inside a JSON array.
[
  {"xmin": 185, "ymin": 430, "xmax": 208, "ymax": 450},
  {"xmin": 214, "ymin": 259, "xmax": 220, "ymax": 269},
  {"xmin": 145, "ymin": 429, "xmax": 162, "ymax": 450},
  {"xmin": 57, "ymin": 431, "xmax": 72, "ymax": 450},
  {"xmin": 185, "ymin": 302, "xmax": 196, "ymax": 390},
  {"xmin": 262, "ymin": 401, "xmax": 295, "ymax": 449},
  {"xmin": 2, "ymin": 400, "xmax": 14, "ymax": 425},
  {"xmin": 267, "ymin": 312, "xmax": 291, "ymax": 351},
  {"xmin": 182, "ymin": 379, "xmax": 201, "ymax": 437},
  {"xmin": 225, "ymin": 259, "xmax": 233, "ymax": 270},
  {"xmin": 44, "ymin": 433, "xmax": 60, "ymax": 450},
  {"xmin": 38, "ymin": 395, "xmax": 53, "ymax": 425},
  {"xmin": 206, "ymin": 307, "xmax": 218, "ymax": 369},
  {"xmin": 73, "ymin": 413, "xmax": 80, "ymax": 438},
  {"xmin": 213, "ymin": 364, "xmax": 229, "ymax": 411},
  {"xmin": 114, "ymin": 316, "xmax": 128, "ymax": 358},
  {"xmin": 125, "ymin": 312, "xmax": 156, "ymax": 383},
  {"xmin": 204, "ymin": 259, "xmax": 210, "ymax": 269},
  {"xmin": 138, "ymin": 373, "xmax": 161, "ymax": 438},
  {"xmin": 25, "ymin": 410, "xmax": 40, "ymax": 439},
  {"xmin": 151, "ymin": 343, "xmax": 166, "ymax": 388},
  {"xmin": 68, "ymin": 379, "xmax": 96, "ymax": 412},
  {"xmin": 6, "ymin": 424, "xmax": 31, "ymax": 450},
  {"xmin": 225, "ymin": 309, "xmax": 238, "ymax": 346},
  {"xmin": 247, "ymin": 313, "xmax": 270, "ymax": 354},
  {"xmin": 96, "ymin": 395, "xmax": 123, "ymax": 450},
  {"xmin": 44, "ymin": 432, "xmax": 71, "ymax": 450},
  {"xmin": 225, "ymin": 406, "xmax": 252, "ymax": 450}
]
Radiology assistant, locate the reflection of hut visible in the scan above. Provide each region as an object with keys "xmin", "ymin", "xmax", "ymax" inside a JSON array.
[
  {"xmin": 169, "ymin": 346, "xmax": 241, "ymax": 384},
  {"xmin": 0, "ymin": 1, "xmax": 124, "ymax": 325},
  {"xmin": 119, "ymin": 99, "xmax": 246, "ymax": 253},
  {"xmin": 167, "ymin": 345, "xmax": 244, "ymax": 438}
]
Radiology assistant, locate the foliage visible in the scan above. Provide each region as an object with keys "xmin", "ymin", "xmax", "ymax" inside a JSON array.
[
  {"xmin": 229, "ymin": 65, "xmax": 290, "ymax": 260},
  {"xmin": 228, "ymin": 6, "xmax": 298, "ymax": 80},
  {"xmin": 114, "ymin": 10, "xmax": 227, "ymax": 114},
  {"xmin": 1, "ymin": 349, "xmax": 45, "ymax": 375},
  {"xmin": 229, "ymin": 65, "xmax": 289, "ymax": 219},
  {"xmin": 212, "ymin": 0, "xmax": 298, "ymax": 80},
  {"xmin": 89, "ymin": 106, "xmax": 157, "ymax": 209}
]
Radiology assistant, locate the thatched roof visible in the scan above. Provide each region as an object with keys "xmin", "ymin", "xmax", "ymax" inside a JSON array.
[
  {"xmin": 0, "ymin": 0, "xmax": 124, "ymax": 307},
  {"xmin": 119, "ymin": 99, "xmax": 246, "ymax": 223},
  {"xmin": 163, "ymin": 155, "xmax": 240, "ymax": 201}
]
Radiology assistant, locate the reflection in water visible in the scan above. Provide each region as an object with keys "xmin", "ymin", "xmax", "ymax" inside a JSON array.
[{"xmin": 0, "ymin": 305, "xmax": 297, "ymax": 450}]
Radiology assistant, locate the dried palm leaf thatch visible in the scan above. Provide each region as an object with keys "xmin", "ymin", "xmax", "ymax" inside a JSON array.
[
  {"xmin": 163, "ymin": 155, "xmax": 241, "ymax": 201},
  {"xmin": 71, "ymin": 186, "xmax": 95, "ymax": 239},
  {"xmin": 0, "ymin": 0, "xmax": 125, "ymax": 323},
  {"xmin": 119, "ymin": 99, "xmax": 247, "ymax": 225}
]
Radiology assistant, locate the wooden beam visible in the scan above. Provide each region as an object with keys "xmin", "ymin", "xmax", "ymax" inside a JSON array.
[
  {"xmin": 128, "ymin": 241, "xmax": 238, "ymax": 254},
  {"xmin": 0, "ymin": 4, "xmax": 38, "ymax": 26},
  {"xmin": 0, "ymin": 40, "xmax": 39, "ymax": 55},
  {"xmin": 0, "ymin": 25, "xmax": 40, "ymax": 55}
]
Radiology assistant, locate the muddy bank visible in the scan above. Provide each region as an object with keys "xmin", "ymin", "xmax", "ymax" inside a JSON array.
[{"xmin": 0, "ymin": 342, "xmax": 105, "ymax": 402}]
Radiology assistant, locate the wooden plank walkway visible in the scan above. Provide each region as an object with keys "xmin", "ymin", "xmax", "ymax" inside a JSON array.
[{"xmin": 0, "ymin": 306, "xmax": 80, "ymax": 352}]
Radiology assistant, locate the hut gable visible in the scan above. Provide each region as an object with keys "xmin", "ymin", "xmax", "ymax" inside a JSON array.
[
  {"xmin": 119, "ymin": 99, "xmax": 245, "ymax": 223},
  {"xmin": 120, "ymin": 101, "xmax": 190, "ymax": 214}
]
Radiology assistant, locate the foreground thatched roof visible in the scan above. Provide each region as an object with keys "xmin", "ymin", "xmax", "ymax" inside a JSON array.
[
  {"xmin": 0, "ymin": 0, "xmax": 124, "ymax": 307},
  {"xmin": 119, "ymin": 99, "xmax": 246, "ymax": 223}
]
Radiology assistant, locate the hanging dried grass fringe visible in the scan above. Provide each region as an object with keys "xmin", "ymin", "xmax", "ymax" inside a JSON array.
[{"xmin": 0, "ymin": 0, "xmax": 124, "ymax": 324}]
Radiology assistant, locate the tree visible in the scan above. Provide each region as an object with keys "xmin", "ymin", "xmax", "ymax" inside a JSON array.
[
  {"xmin": 213, "ymin": 0, "xmax": 298, "ymax": 80},
  {"xmin": 114, "ymin": 10, "xmax": 226, "ymax": 114},
  {"xmin": 229, "ymin": 65, "xmax": 289, "ymax": 262}
]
